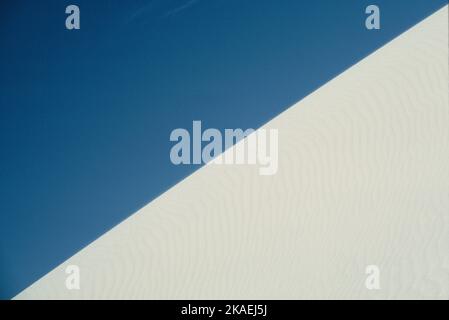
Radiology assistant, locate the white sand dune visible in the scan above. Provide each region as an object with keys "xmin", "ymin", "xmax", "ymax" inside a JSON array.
[{"xmin": 16, "ymin": 6, "xmax": 449, "ymax": 299}]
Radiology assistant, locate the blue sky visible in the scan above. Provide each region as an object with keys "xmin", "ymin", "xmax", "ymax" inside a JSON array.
[{"xmin": 0, "ymin": 0, "xmax": 447, "ymax": 299}]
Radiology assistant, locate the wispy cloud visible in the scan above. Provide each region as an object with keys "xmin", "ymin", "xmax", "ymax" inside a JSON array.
[
  {"xmin": 162, "ymin": 0, "xmax": 200, "ymax": 19},
  {"xmin": 126, "ymin": 0, "xmax": 202, "ymax": 26},
  {"xmin": 125, "ymin": 0, "xmax": 158, "ymax": 25}
]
